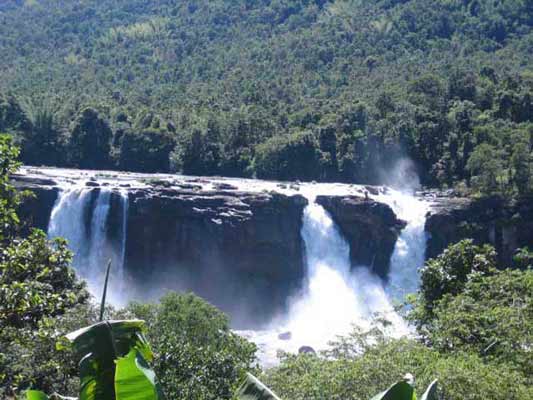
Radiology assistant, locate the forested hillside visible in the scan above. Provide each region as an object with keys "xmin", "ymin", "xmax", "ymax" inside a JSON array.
[{"xmin": 1, "ymin": 0, "xmax": 532, "ymax": 191}]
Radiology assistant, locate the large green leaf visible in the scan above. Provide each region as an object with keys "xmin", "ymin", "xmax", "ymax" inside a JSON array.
[
  {"xmin": 236, "ymin": 373, "xmax": 282, "ymax": 400},
  {"xmin": 25, "ymin": 390, "xmax": 49, "ymax": 400},
  {"xmin": 420, "ymin": 380, "xmax": 438, "ymax": 400},
  {"xmin": 370, "ymin": 380, "xmax": 416, "ymax": 400},
  {"xmin": 64, "ymin": 320, "xmax": 155, "ymax": 400},
  {"xmin": 66, "ymin": 320, "xmax": 153, "ymax": 361},
  {"xmin": 115, "ymin": 349, "xmax": 163, "ymax": 400}
]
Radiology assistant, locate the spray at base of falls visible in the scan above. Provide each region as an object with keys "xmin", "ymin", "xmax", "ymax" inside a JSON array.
[
  {"xmin": 47, "ymin": 186, "xmax": 129, "ymax": 306},
  {"xmin": 244, "ymin": 188, "xmax": 427, "ymax": 367}
]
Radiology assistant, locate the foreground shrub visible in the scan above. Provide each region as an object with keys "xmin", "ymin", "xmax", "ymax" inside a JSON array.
[
  {"xmin": 266, "ymin": 338, "xmax": 532, "ymax": 400},
  {"xmin": 122, "ymin": 292, "xmax": 257, "ymax": 400}
]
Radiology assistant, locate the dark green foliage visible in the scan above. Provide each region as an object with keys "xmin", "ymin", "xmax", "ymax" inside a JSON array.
[
  {"xmin": 466, "ymin": 143, "xmax": 504, "ymax": 193},
  {"xmin": 408, "ymin": 240, "xmax": 532, "ymax": 380},
  {"xmin": 0, "ymin": 134, "xmax": 24, "ymax": 242},
  {"xmin": 513, "ymin": 246, "xmax": 533, "ymax": 269},
  {"xmin": 415, "ymin": 239, "xmax": 497, "ymax": 321},
  {"xmin": 119, "ymin": 128, "xmax": 175, "ymax": 173},
  {"xmin": 172, "ymin": 126, "xmax": 224, "ymax": 176},
  {"xmin": 0, "ymin": 1, "xmax": 532, "ymax": 191},
  {"xmin": 0, "ymin": 134, "xmax": 91, "ymax": 397},
  {"xmin": 0, "ymin": 230, "xmax": 89, "ymax": 329},
  {"xmin": 267, "ymin": 336, "xmax": 533, "ymax": 400},
  {"xmin": 69, "ymin": 108, "xmax": 113, "ymax": 169},
  {"xmin": 18, "ymin": 100, "xmax": 66, "ymax": 166},
  {"xmin": 429, "ymin": 269, "xmax": 533, "ymax": 376},
  {"xmin": 255, "ymin": 131, "xmax": 324, "ymax": 181},
  {"xmin": 122, "ymin": 293, "xmax": 257, "ymax": 400},
  {"xmin": 0, "ymin": 94, "xmax": 30, "ymax": 136},
  {"xmin": 0, "ymin": 304, "xmax": 100, "ymax": 398}
]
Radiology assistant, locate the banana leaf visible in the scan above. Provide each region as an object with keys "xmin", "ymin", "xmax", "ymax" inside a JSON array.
[
  {"xmin": 236, "ymin": 373, "xmax": 282, "ymax": 400},
  {"xmin": 63, "ymin": 320, "xmax": 159, "ymax": 400},
  {"xmin": 25, "ymin": 392, "xmax": 76, "ymax": 400},
  {"xmin": 115, "ymin": 349, "xmax": 163, "ymax": 400},
  {"xmin": 370, "ymin": 380, "xmax": 416, "ymax": 400},
  {"xmin": 26, "ymin": 391, "xmax": 49, "ymax": 400},
  {"xmin": 420, "ymin": 380, "xmax": 438, "ymax": 400}
]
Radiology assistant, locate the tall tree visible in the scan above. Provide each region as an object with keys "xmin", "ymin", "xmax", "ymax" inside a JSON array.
[{"xmin": 69, "ymin": 108, "xmax": 113, "ymax": 169}]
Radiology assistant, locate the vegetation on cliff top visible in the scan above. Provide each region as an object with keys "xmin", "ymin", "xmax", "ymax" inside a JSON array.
[{"xmin": 0, "ymin": 0, "xmax": 532, "ymax": 194}]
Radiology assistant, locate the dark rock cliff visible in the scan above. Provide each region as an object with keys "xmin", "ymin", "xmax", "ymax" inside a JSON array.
[
  {"xmin": 316, "ymin": 195, "xmax": 406, "ymax": 279},
  {"xmin": 12, "ymin": 174, "xmax": 59, "ymax": 232},
  {"xmin": 124, "ymin": 186, "xmax": 308, "ymax": 327},
  {"xmin": 425, "ymin": 195, "xmax": 533, "ymax": 266},
  {"xmin": 12, "ymin": 169, "xmax": 417, "ymax": 327}
]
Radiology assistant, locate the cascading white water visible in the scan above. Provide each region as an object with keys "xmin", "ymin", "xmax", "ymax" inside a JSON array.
[
  {"xmin": 246, "ymin": 191, "xmax": 409, "ymax": 367},
  {"xmin": 287, "ymin": 193, "xmax": 409, "ymax": 338},
  {"xmin": 284, "ymin": 201, "xmax": 365, "ymax": 347},
  {"xmin": 85, "ymin": 189, "xmax": 112, "ymax": 297},
  {"xmin": 377, "ymin": 190, "xmax": 430, "ymax": 301},
  {"xmin": 48, "ymin": 188, "xmax": 93, "ymax": 268},
  {"xmin": 39, "ymin": 166, "xmax": 431, "ymax": 365},
  {"xmin": 48, "ymin": 187, "xmax": 128, "ymax": 305},
  {"xmin": 118, "ymin": 191, "xmax": 129, "ymax": 284}
]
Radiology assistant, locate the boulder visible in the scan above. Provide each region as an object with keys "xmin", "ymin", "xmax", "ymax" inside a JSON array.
[
  {"xmin": 213, "ymin": 182, "xmax": 238, "ymax": 191},
  {"xmin": 278, "ymin": 331, "xmax": 292, "ymax": 341},
  {"xmin": 16, "ymin": 186, "xmax": 59, "ymax": 232},
  {"xmin": 298, "ymin": 346, "xmax": 316, "ymax": 354},
  {"xmin": 316, "ymin": 195, "xmax": 406, "ymax": 278},
  {"xmin": 11, "ymin": 174, "xmax": 59, "ymax": 232}
]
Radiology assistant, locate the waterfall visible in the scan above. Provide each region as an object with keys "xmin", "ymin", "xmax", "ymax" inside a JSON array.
[
  {"xmin": 48, "ymin": 187, "xmax": 127, "ymax": 304},
  {"xmin": 85, "ymin": 189, "xmax": 112, "ymax": 296},
  {"xmin": 285, "ymin": 201, "xmax": 365, "ymax": 345},
  {"xmin": 118, "ymin": 191, "xmax": 129, "ymax": 284},
  {"xmin": 47, "ymin": 188, "xmax": 93, "ymax": 268},
  {"xmin": 285, "ymin": 194, "xmax": 408, "ymax": 344},
  {"xmin": 246, "ymin": 192, "xmax": 409, "ymax": 367},
  {"xmin": 377, "ymin": 190, "xmax": 430, "ymax": 301}
]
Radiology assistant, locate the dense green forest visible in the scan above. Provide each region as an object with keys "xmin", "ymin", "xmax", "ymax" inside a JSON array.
[
  {"xmin": 0, "ymin": 0, "xmax": 532, "ymax": 193},
  {"xmin": 1, "ymin": 134, "xmax": 532, "ymax": 398}
]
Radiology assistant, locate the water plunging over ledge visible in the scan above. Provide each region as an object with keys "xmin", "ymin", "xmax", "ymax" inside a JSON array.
[
  {"xmin": 47, "ymin": 184, "xmax": 129, "ymax": 305},
  {"xmin": 240, "ymin": 187, "xmax": 426, "ymax": 367},
  {"xmin": 17, "ymin": 166, "xmax": 433, "ymax": 365}
]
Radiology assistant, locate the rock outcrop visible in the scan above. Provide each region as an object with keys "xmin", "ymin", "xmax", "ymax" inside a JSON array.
[
  {"xmin": 316, "ymin": 195, "xmax": 406, "ymax": 278},
  {"xmin": 123, "ymin": 186, "xmax": 308, "ymax": 327},
  {"xmin": 12, "ymin": 173, "xmax": 59, "ymax": 232},
  {"xmin": 12, "ymin": 167, "xmax": 418, "ymax": 327},
  {"xmin": 425, "ymin": 195, "xmax": 533, "ymax": 266}
]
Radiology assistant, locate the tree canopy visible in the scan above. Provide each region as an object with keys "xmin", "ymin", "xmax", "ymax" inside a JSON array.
[{"xmin": 0, "ymin": 1, "xmax": 531, "ymax": 193}]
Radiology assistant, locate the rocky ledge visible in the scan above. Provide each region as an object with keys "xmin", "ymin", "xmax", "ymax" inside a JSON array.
[
  {"xmin": 316, "ymin": 195, "xmax": 406, "ymax": 278},
  {"xmin": 11, "ymin": 168, "xmax": 416, "ymax": 326},
  {"xmin": 425, "ymin": 195, "xmax": 533, "ymax": 266}
]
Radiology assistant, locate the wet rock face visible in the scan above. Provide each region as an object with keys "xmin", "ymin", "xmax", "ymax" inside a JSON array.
[
  {"xmin": 125, "ymin": 187, "xmax": 308, "ymax": 328},
  {"xmin": 12, "ymin": 168, "xmax": 417, "ymax": 327},
  {"xmin": 12, "ymin": 174, "xmax": 59, "ymax": 232},
  {"xmin": 315, "ymin": 195, "xmax": 406, "ymax": 279},
  {"xmin": 425, "ymin": 195, "xmax": 533, "ymax": 266}
]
